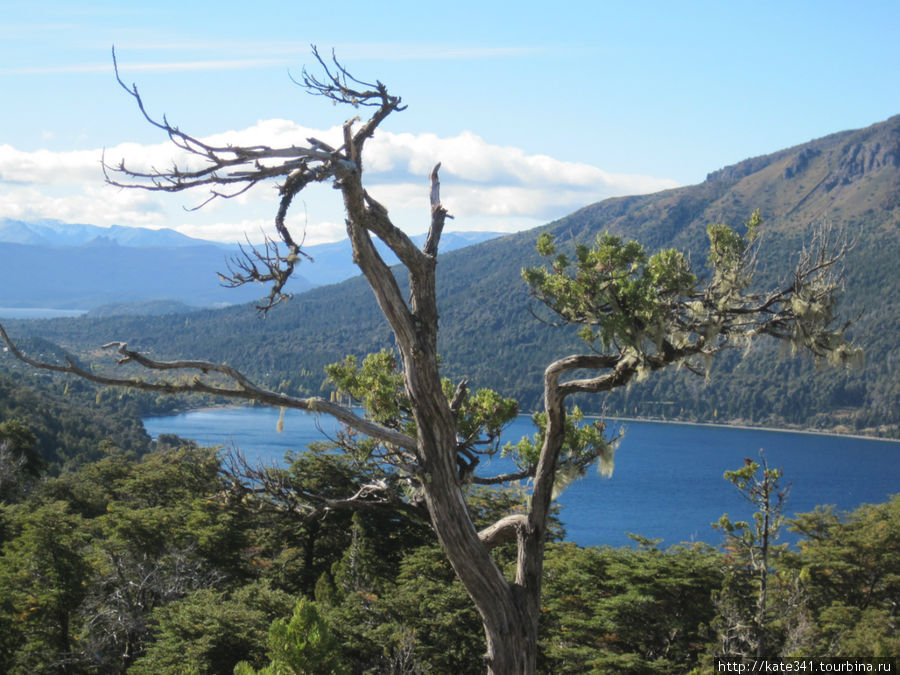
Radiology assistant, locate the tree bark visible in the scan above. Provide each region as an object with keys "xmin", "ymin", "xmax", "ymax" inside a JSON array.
[{"xmin": 335, "ymin": 151, "xmax": 539, "ymax": 671}]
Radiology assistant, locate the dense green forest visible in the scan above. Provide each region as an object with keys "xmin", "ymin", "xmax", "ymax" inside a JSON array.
[
  {"xmin": 0, "ymin": 361, "xmax": 150, "ymax": 476},
  {"xmin": 0, "ymin": 369, "xmax": 895, "ymax": 671},
  {"xmin": 1, "ymin": 428, "xmax": 897, "ymax": 672}
]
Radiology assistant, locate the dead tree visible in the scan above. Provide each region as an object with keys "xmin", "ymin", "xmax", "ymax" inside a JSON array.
[{"xmin": 0, "ymin": 47, "xmax": 858, "ymax": 674}]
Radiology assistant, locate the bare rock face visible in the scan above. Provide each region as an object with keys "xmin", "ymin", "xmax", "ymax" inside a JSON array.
[
  {"xmin": 783, "ymin": 148, "xmax": 821, "ymax": 179},
  {"xmin": 825, "ymin": 138, "xmax": 900, "ymax": 191}
]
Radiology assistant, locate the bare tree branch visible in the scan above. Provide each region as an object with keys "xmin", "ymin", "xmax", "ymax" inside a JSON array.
[
  {"xmin": 478, "ymin": 513, "xmax": 528, "ymax": 549},
  {"xmin": 471, "ymin": 469, "xmax": 534, "ymax": 486},
  {"xmin": 424, "ymin": 162, "xmax": 453, "ymax": 257},
  {"xmin": 221, "ymin": 448, "xmax": 428, "ymax": 523},
  {"xmin": 103, "ymin": 46, "xmax": 405, "ymax": 311}
]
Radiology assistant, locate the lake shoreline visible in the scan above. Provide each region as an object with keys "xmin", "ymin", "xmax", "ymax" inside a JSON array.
[
  {"xmin": 145, "ymin": 403, "xmax": 900, "ymax": 444},
  {"xmin": 601, "ymin": 416, "xmax": 900, "ymax": 443}
]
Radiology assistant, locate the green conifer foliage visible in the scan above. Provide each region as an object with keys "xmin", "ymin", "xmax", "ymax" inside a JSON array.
[{"xmin": 233, "ymin": 598, "xmax": 348, "ymax": 675}]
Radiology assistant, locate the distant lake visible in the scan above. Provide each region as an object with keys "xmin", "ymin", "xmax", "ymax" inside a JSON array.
[
  {"xmin": 0, "ymin": 307, "xmax": 87, "ymax": 319},
  {"xmin": 144, "ymin": 407, "xmax": 899, "ymax": 548}
]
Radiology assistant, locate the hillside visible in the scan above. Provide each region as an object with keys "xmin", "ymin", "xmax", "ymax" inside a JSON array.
[{"xmin": 4, "ymin": 116, "xmax": 899, "ymax": 435}]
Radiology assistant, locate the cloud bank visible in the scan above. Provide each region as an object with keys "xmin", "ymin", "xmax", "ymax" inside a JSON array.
[{"xmin": 0, "ymin": 120, "xmax": 678, "ymax": 244}]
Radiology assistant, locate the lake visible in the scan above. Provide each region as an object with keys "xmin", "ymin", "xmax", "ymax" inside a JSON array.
[
  {"xmin": 143, "ymin": 407, "xmax": 899, "ymax": 548},
  {"xmin": 0, "ymin": 307, "xmax": 87, "ymax": 319}
]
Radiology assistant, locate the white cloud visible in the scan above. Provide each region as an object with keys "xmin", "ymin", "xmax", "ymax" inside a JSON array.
[
  {"xmin": 363, "ymin": 129, "xmax": 677, "ymax": 196},
  {"xmin": 0, "ymin": 184, "xmax": 162, "ymax": 225},
  {"xmin": 0, "ymin": 120, "xmax": 679, "ymax": 244},
  {"xmin": 0, "ymin": 144, "xmax": 103, "ymax": 184}
]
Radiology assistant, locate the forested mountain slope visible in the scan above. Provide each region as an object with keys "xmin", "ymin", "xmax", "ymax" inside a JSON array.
[
  {"xmin": 0, "ymin": 358, "xmax": 150, "ymax": 472},
  {"xmin": 7, "ymin": 115, "xmax": 899, "ymax": 435}
]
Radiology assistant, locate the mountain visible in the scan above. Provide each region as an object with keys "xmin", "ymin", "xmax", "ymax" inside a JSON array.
[
  {"xmin": 0, "ymin": 219, "xmax": 501, "ymax": 311},
  {"xmin": 0, "ymin": 238, "xmax": 313, "ymax": 310},
  {"xmin": 0, "ymin": 219, "xmax": 303, "ymax": 310},
  {"xmin": 0, "ymin": 218, "xmax": 213, "ymax": 248},
  {"xmin": 4, "ymin": 116, "xmax": 899, "ymax": 436}
]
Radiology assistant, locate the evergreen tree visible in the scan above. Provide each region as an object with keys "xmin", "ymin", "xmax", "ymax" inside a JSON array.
[
  {"xmin": 779, "ymin": 496, "xmax": 900, "ymax": 657},
  {"xmin": 0, "ymin": 418, "xmax": 42, "ymax": 502},
  {"xmin": 713, "ymin": 452, "xmax": 789, "ymax": 658},
  {"xmin": 234, "ymin": 598, "xmax": 348, "ymax": 675},
  {"xmin": 0, "ymin": 500, "xmax": 91, "ymax": 672}
]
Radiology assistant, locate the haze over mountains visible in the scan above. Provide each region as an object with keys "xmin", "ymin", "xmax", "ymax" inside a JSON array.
[
  {"xmin": 4, "ymin": 115, "xmax": 899, "ymax": 435},
  {"xmin": 0, "ymin": 219, "xmax": 499, "ymax": 312}
]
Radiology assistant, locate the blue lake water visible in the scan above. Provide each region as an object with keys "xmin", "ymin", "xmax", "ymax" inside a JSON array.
[
  {"xmin": 143, "ymin": 407, "xmax": 899, "ymax": 548},
  {"xmin": 0, "ymin": 307, "xmax": 87, "ymax": 319}
]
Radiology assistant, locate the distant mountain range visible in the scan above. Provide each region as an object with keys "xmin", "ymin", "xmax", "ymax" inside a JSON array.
[
  {"xmin": 5, "ymin": 115, "xmax": 899, "ymax": 435},
  {"xmin": 0, "ymin": 218, "xmax": 500, "ymax": 311},
  {"xmin": 0, "ymin": 219, "xmax": 212, "ymax": 248}
]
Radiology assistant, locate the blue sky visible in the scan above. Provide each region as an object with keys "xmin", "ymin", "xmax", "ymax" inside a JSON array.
[{"xmin": 1, "ymin": 0, "xmax": 898, "ymax": 243}]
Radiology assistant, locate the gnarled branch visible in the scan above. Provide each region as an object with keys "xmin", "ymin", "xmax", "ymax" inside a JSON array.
[
  {"xmin": 478, "ymin": 513, "xmax": 528, "ymax": 549},
  {"xmin": 222, "ymin": 448, "xmax": 428, "ymax": 523},
  {"xmin": 104, "ymin": 46, "xmax": 407, "ymax": 311},
  {"xmin": 0, "ymin": 324, "xmax": 417, "ymax": 452}
]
